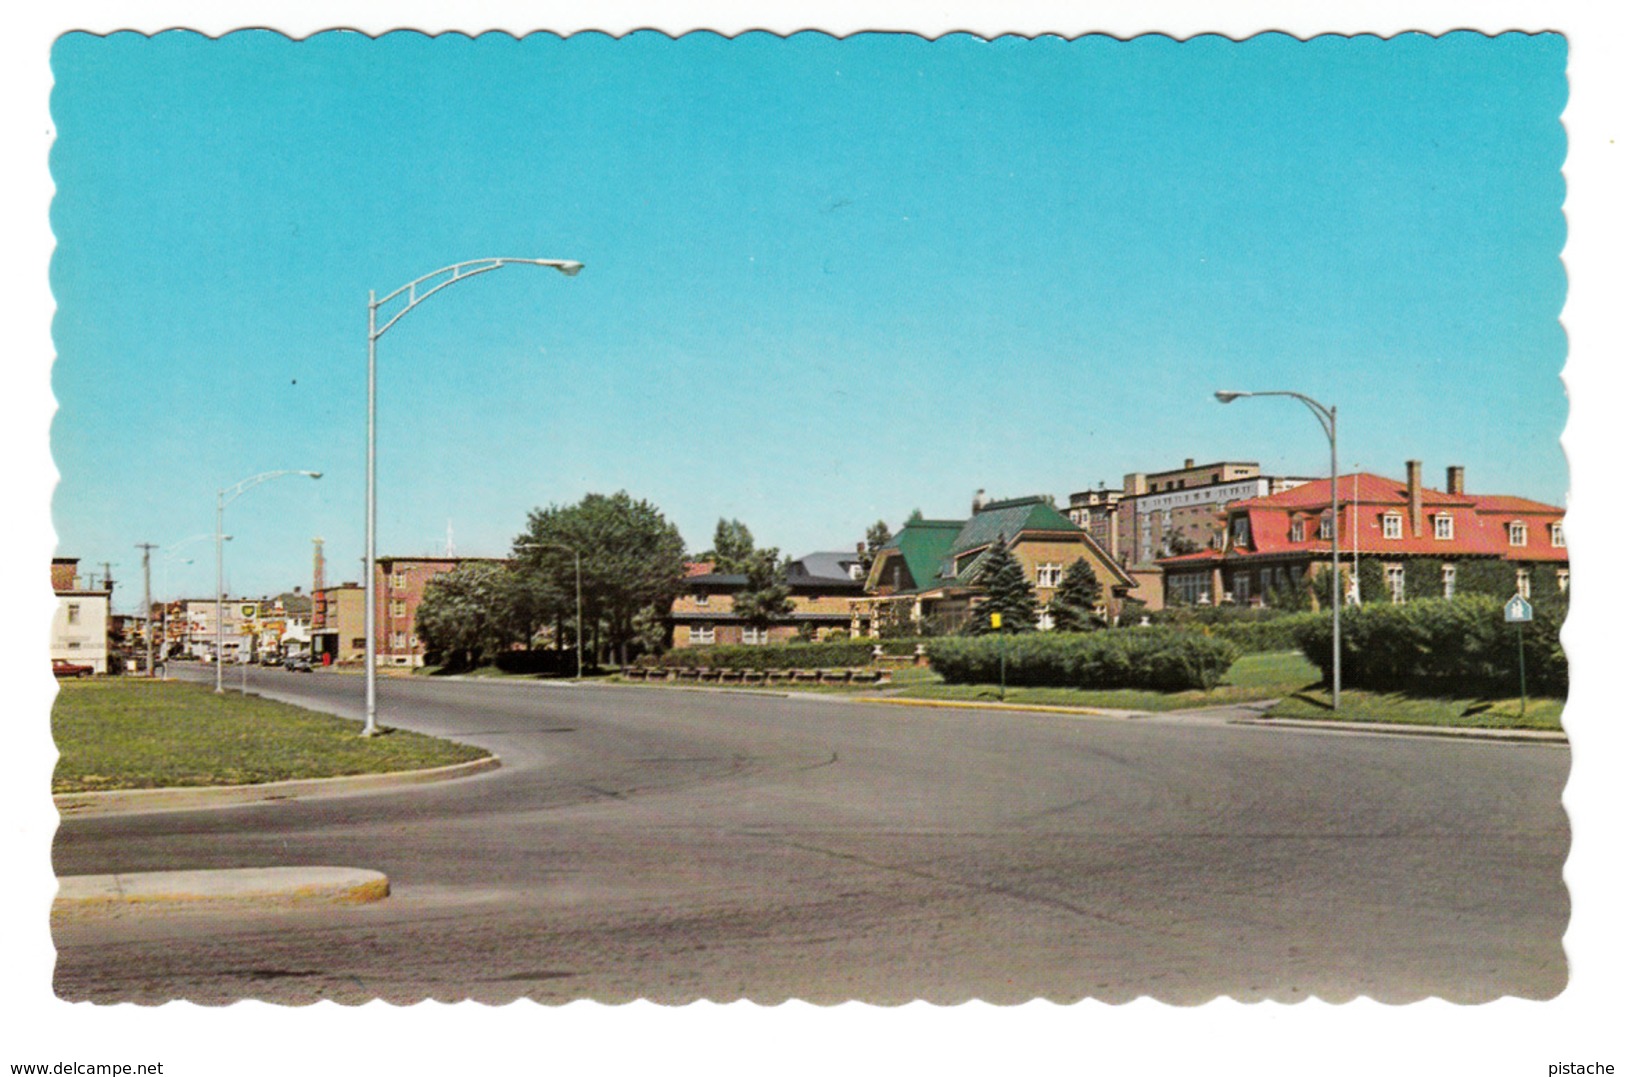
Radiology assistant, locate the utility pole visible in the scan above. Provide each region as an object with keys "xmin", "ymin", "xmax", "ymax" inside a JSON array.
[{"xmin": 136, "ymin": 543, "xmax": 157, "ymax": 676}]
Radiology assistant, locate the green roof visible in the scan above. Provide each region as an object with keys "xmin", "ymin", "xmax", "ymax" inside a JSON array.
[
  {"xmin": 877, "ymin": 497, "xmax": 1085, "ymax": 593},
  {"xmin": 876, "ymin": 519, "xmax": 962, "ymax": 594}
]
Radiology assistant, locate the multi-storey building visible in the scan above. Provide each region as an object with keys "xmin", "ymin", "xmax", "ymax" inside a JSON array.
[
  {"xmin": 51, "ymin": 557, "xmax": 111, "ymax": 673},
  {"xmin": 311, "ymin": 582, "xmax": 366, "ymax": 665},
  {"xmin": 374, "ymin": 555, "xmax": 507, "ymax": 666},
  {"xmin": 1067, "ymin": 459, "xmax": 1311, "ymax": 608},
  {"xmin": 669, "ymin": 551, "xmax": 868, "ymax": 648},
  {"xmin": 1158, "ymin": 461, "xmax": 1567, "ymax": 607}
]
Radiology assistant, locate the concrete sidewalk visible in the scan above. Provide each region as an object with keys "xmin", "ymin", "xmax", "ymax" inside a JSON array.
[{"xmin": 54, "ymin": 866, "xmax": 390, "ymax": 912}]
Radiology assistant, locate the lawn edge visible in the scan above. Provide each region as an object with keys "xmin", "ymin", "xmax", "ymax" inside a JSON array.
[{"xmin": 53, "ymin": 753, "xmax": 501, "ymax": 817}]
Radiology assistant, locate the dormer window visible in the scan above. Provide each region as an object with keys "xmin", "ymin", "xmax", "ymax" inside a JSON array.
[
  {"xmin": 1509, "ymin": 521, "xmax": 1528, "ymax": 547},
  {"xmin": 1318, "ymin": 514, "xmax": 1333, "ymax": 541},
  {"xmin": 694, "ymin": 592, "xmax": 709, "ymax": 607},
  {"xmin": 1551, "ymin": 523, "xmax": 1565, "ymax": 548},
  {"xmin": 1434, "ymin": 514, "xmax": 1454, "ymax": 541},
  {"xmin": 1231, "ymin": 517, "xmax": 1251, "ymax": 548},
  {"xmin": 1382, "ymin": 513, "xmax": 1403, "ymax": 540},
  {"xmin": 1289, "ymin": 519, "xmax": 1305, "ymax": 543}
]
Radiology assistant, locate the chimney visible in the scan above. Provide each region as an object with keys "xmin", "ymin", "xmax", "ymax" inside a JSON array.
[
  {"xmin": 1406, "ymin": 459, "xmax": 1424, "ymax": 536},
  {"xmin": 971, "ymin": 489, "xmax": 987, "ymax": 514},
  {"xmin": 1446, "ymin": 465, "xmax": 1465, "ymax": 496},
  {"xmin": 1123, "ymin": 472, "xmax": 1148, "ymax": 496},
  {"xmin": 1184, "ymin": 458, "xmax": 1195, "ymax": 468}
]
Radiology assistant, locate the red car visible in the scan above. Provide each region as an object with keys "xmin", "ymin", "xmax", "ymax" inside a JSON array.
[{"xmin": 52, "ymin": 658, "xmax": 94, "ymax": 678}]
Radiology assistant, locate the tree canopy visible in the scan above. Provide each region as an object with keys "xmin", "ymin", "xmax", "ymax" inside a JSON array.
[{"xmin": 415, "ymin": 562, "xmax": 532, "ymax": 670}]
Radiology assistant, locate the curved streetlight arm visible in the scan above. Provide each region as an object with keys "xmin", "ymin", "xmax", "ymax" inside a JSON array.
[
  {"xmin": 1216, "ymin": 389, "xmax": 1333, "ymax": 443},
  {"xmin": 220, "ymin": 469, "xmax": 323, "ymax": 508},
  {"xmin": 371, "ymin": 258, "xmax": 584, "ymax": 340}
]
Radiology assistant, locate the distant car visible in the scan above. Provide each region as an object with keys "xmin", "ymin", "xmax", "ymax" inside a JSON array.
[
  {"xmin": 284, "ymin": 655, "xmax": 313, "ymax": 672},
  {"xmin": 52, "ymin": 658, "xmax": 94, "ymax": 678}
]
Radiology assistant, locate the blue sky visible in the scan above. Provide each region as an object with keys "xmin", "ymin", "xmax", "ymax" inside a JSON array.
[{"xmin": 49, "ymin": 30, "xmax": 1568, "ymax": 609}]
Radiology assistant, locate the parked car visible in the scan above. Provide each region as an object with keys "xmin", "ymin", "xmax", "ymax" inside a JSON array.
[
  {"xmin": 52, "ymin": 658, "xmax": 94, "ymax": 678},
  {"xmin": 284, "ymin": 654, "xmax": 313, "ymax": 672}
]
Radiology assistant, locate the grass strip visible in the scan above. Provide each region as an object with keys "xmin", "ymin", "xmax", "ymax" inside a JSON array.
[
  {"xmin": 1265, "ymin": 688, "xmax": 1564, "ymax": 731},
  {"xmin": 52, "ymin": 679, "xmax": 489, "ymax": 794}
]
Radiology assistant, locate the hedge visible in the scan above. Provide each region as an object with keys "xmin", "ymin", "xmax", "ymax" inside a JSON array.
[
  {"xmin": 926, "ymin": 627, "xmax": 1240, "ymax": 692},
  {"xmin": 649, "ymin": 638, "xmax": 881, "ymax": 671},
  {"xmin": 1293, "ymin": 595, "xmax": 1567, "ymax": 696}
]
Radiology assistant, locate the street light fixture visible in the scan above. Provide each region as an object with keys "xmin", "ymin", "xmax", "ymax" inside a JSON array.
[
  {"xmin": 365, "ymin": 257, "xmax": 583, "ymax": 735},
  {"xmin": 216, "ymin": 470, "xmax": 322, "ymax": 693},
  {"xmin": 516, "ymin": 540, "xmax": 584, "ymax": 681},
  {"xmin": 1214, "ymin": 389, "xmax": 1340, "ymax": 710}
]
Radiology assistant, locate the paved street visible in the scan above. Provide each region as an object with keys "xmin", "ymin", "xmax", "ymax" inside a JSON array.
[{"xmin": 53, "ymin": 666, "xmax": 1570, "ymax": 1004}]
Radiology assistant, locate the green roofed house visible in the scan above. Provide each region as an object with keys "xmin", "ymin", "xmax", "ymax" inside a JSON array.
[{"xmin": 851, "ymin": 495, "xmax": 1135, "ymax": 635}]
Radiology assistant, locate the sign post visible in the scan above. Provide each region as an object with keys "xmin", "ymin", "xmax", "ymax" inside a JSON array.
[
  {"xmin": 991, "ymin": 612, "xmax": 1005, "ymax": 702},
  {"xmin": 1504, "ymin": 594, "xmax": 1533, "ymax": 718}
]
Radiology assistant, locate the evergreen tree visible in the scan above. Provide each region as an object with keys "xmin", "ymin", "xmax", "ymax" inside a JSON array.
[
  {"xmin": 1049, "ymin": 558, "xmax": 1105, "ymax": 631},
  {"xmin": 964, "ymin": 535, "xmax": 1038, "ymax": 634},
  {"xmin": 734, "ymin": 548, "xmax": 796, "ymax": 627},
  {"xmin": 860, "ymin": 520, "xmax": 893, "ymax": 574}
]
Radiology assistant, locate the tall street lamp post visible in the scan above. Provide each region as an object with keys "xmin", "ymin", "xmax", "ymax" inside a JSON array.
[
  {"xmin": 365, "ymin": 257, "xmax": 583, "ymax": 735},
  {"xmin": 517, "ymin": 540, "xmax": 584, "ymax": 681},
  {"xmin": 216, "ymin": 470, "xmax": 322, "ymax": 694},
  {"xmin": 1215, "ymin": 389, "xmax": 1340, "ymax": 711}
]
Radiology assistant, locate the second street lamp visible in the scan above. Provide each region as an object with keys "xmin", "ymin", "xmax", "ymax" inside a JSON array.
[
  {"xmin": 215, "ymin": 470, "xmax": 322, "ymax": 694},
  {"xmin": 1214, "ymin": 388, "xmax": 1340, "ymax": 711},
  {"xmin": 365, "ymin": 257, "xmax": 583, "ymax": 735}
]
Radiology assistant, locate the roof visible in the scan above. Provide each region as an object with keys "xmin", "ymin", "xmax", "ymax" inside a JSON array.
[
  {"xmin": 789, "ymin": 551, "xmax": 863, "ymax": 582},
  {"xmin": 1470, "ymin": 495, "xmax": 1565, "ymax": 515},
  {"xmin": 873, "ymin": 519, "xmax": 963, "ymax": 594},
  {"xmin": 1228, "ymin": 473, "xmax": 1477, "ymax": 512}
]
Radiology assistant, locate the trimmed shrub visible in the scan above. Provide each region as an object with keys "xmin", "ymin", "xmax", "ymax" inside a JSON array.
[
  {"xmin": 1203, "ymin": 613, "xmax": 1323, "ymax": 654},
  {"xmin": 926, "ymin": 627, "xmax": 1240, "ymax": 692},
  {"xmin": 494, "ymin": 649, "xmax": 591, "ymax": 676},
  {"xmin": 1293, "ymin": 595, "xmax": 1567, "ymax": 696}
]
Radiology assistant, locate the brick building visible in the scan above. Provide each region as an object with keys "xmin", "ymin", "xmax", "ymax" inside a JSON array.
[
  {"xmin": 1158, "ymin": 461, "xmax": 1567, "ymax": 606},
  {"xmin": 375, "ymin": 555, "xmax": 507, "ymax": 666},
  {"xmin": 669, "ymin": 551, "xmax": 867, "ymax": 648},
  {"xmin": 852, "ymin": 495, "xmax": 1136, "ymax": 635},
  {"xmin": 51, "ymin": 557, "xmax": 111, "ymax": 673}
]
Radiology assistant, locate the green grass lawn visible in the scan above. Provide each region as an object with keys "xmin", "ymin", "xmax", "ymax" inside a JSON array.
[
  {"xmin": 1265, "ymin": 686, "xmax": 1564, "ymax": 731},
  {"xmin": 52, "ymin": 679, "xmax": 490, "ymax": 794}
]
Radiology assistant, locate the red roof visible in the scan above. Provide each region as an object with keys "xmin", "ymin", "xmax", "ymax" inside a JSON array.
[{"xmin": 683, "ymin": 561, "xmax": 716, "ymax": 577}]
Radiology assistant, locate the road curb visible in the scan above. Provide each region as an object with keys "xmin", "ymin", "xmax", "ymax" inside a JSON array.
[
  {"xmin": 53, "ymin": 754, "xmax": 502, "ymax": 817},
  {"xmin": 54, "ymin": 866, "xmax": 390, "ymax": 912},
  {"xmin": 1229, "ymin": 716, "xmax": 1568, "ymax": 744}
]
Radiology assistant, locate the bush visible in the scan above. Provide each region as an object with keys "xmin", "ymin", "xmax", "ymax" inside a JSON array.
[
  {"xmin": 1203, "ymin": 613, "xmax": 1323, "ymax": 654},
  {"xmin": 493, "ymin": 649, "xmax": 593, "ymax": 676},
  {"xmin": 656, "ymin": 638, "xmax": 880, "ymax": 671},
  {"xmin": 926, "ymin": 627, "xmax": 1240, "ymax": 692},
  {"xmin": 1293, "ymin": 595, "xmax": 1567, "ymax": 696}
]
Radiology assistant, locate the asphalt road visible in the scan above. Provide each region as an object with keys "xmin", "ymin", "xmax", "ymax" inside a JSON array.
[{"xmin": 52, "ymin": 665, "xmax": 1570, "ymax": 1004}]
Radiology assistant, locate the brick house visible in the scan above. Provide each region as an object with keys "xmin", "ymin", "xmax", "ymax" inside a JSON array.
[
  {"xmin": 311, "ymin": 582, "xmax": 366, "ymax": 665},
  {"xmin": 1158, "ymin": 461, "xmax": 1567, "ymax": 606},
  {"xmin": 669, "ymin": 551, "xmax": 867, "ymax": 648},
  {"xmin": 852, "ymin": 495, "xmax": 1136, "ymax": 635}
]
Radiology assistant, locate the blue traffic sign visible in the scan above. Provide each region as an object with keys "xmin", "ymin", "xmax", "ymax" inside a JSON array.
[{"xmin": 1504, "ymin": 595, "xmax": 1534, "ymax": 623}]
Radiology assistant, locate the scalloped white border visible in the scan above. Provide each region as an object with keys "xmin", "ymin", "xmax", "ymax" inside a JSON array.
[{"xmin": 8, "ymin": 5, "xmax": 1618, "ymax": 1075}]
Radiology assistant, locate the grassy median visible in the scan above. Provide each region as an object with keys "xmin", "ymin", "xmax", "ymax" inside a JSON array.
[
  {"xmin": 1266, "ymin": 687, "xmax": 1564, "ymax": 731},
  {"xmin": 52, "ymin": 679, "xmax": 489, "ymax": 794}
]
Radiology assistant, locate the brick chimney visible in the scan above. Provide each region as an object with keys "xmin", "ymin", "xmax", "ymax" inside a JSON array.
[
  {"xmin": 1407, "ymin": 459, "xmax": 1424, "ymax": 536},
  {"xmin": 1446, "ymin": 465, "xmax": 1465, "ymax": 496}
]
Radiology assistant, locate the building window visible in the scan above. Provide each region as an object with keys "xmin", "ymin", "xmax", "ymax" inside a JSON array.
[
  {"xmin": 1035, "ymin": 563, "xmax": 1063, "ymax": 588},
  {"xmin": 1516, "ymin": 568, "xmax": 1530, "ymax": 598},
  {"xmin": 1557, "ymin": 568, "xmax": 1569, "ymax": 593},
  {"xmin": 1231, "ymin": 517, "xmax": 1251, "ymax": 548},
  {"xmin": 1442, "ymin": 564, "xmax": 1456, "ymax": 600},
  {"xmin": 1038, "ymin": 608, "xmax": 1055, "ymax": 631},
  {"xmin": 352, "ymin": 638, "xmax": 366, "ymax": 651},
  {"xmin": 1386, "ymin": 565, "xmax": 1405, "ymax": 603},
  {"xmin": 389, "ymin": 600, "xmax": 406, "ymax": 617},
  {"xmin": 67, "ymin": 603, "xmax": 80, "ymax": 625},
  {"xmin": 1318, "ymin": 514, "xmax": 1333, "ymax": 540},
  {"xmin": 1382, "ymin": 514, "xmax": 1403, "ymax": 540},
  {"xmin": 690, "ymin": 625, "xmax": 716, "ymax": 645},
  {"xmin": 1509, "ymin": 522, "xmax": 1528, "ymax": 547},
  {"xmin": 1551, "ymin": 523, "xmax": 1565, "ymax": 548},
  {"xmin": 392, "ymin": 632, "xmax": 407, "ymax": 649},
  {"xmin": 694, "ymin": 592, "xmax": 709, "ymax": 608},
  {"xmin": 1289, "ymin": 520, "xmax": 1305, "ymax": 543},
  {"xmin": 1233, "ymin": 574, "xmax": 1251, "ymax": 604},
  {"xmin": 391, "ymin": 572, "xmax": 407, "ymax": 591},
  {"xmin": 1434, "ymin": 514, "xmax": 1453, "ymax": 541},
  {"xmin": 741, "ymin": 626, "xmax": 769, "ymax": 645}
]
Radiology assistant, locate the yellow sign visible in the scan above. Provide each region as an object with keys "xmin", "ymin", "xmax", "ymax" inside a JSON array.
[{"xmin": 990, "ymin": 612, "xmax": 1003, "ymax": 629}]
